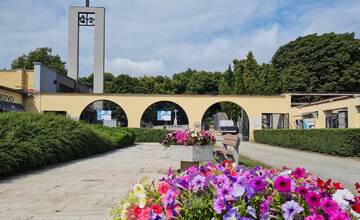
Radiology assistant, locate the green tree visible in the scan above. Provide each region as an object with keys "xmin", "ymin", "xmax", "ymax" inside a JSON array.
[
  {"xmin": 259, "ymin": 64, "xmax": 281, "ymax": 95},
  {"xmin": 11, "ymin": 47, "xmax": 67, "ymax": 75},
  {"xmin": 172, "ymin": 69, "xmax": 196, "ymax": 94},
  {"xmin": 219, "ymin": 65, "xmax": 234, "ymax": 95},
  {"xmin": 272, "ymin": 32, "xmax": 360, "ymax": 93},
  {"xmin": 232, "ymin": 59, "xmax": 246, "ymax": 94},
  {"xmin": 243, "ymin": 52, "xmax": 262, "ymax": 95},
  {"xmin": 187, "ymin": 71, "xmax": 221, "ymax": 94}
]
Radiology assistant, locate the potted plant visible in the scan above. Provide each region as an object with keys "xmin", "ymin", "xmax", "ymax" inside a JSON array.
[{"xmin": 162, "ymin": 130, "xmax": 216, "ymax": 170}]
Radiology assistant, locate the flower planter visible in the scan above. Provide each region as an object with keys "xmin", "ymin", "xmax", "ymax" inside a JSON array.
[{"xmin": 170, "ymin": 145, "xmax": 213, "ymax": 170}]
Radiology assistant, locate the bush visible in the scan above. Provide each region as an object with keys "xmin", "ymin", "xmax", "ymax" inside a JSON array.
[
  {"xmin": 0, "ymin": 112, "xmax": 135, "ymax": 176},
  {"xmin": 254, "ymin": 129, "xmax": 360, "ymax": 157},
  {"xmin": 121, "ymin": 128, "xmax": 171, "ymax": 143},
  {"xmin": 92, "ymin": 125, "xmax": 136, "ymax": 147}
]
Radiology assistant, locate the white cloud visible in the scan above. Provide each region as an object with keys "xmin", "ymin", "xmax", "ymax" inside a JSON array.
[
  {"xmin": 0, "ymin": 0, "xmax": 359, "ymax": 76},
  {"xmin": 107, "ymin": 58, "xmax": 165, "ymax": 76}
]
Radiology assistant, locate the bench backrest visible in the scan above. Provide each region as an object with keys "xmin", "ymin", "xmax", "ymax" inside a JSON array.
[{"xmin": 222, "ymin": 134, "xmax": 240, "ymax": 165}]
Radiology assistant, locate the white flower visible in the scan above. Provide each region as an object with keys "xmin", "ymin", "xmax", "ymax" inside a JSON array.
[
  {"xmin": 133, "ymin": 183, "xmax": 145, "ymax": 197},
  {"xmin": 332, "ymin": 189, "xmax": 355, "ymax": 210},
  {"xmin": 138, "ymin": 194, "xmax": 147, "ymax": 208},
  {"xmin": 280, "ymin": 169, "xmax": 292, "ymax": 175}
]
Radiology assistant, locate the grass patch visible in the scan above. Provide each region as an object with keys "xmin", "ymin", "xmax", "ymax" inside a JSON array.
[{"xmin": 238, "ymin": 155, "xmax": 272, "ymax": 169}]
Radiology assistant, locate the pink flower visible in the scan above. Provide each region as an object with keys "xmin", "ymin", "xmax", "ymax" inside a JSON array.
[
  {"xmin": 157, "ymin": 181, "xmax": 171, "ymax": 195},
  {"xmin": 274, "ymin": 175, "xmax": 293, "ymax": 193},
  {"xmin": 151, "ymin": 204, "xmax": 163, "ymax": 215},
  {"xmin": 320, "ymin": 197, "xmax": 338, "ymax": 215},
  {"xmin": 139, "ymin": 207, "xmax": 151, "ymax": 220},
  {"xmin": 328, "ymin": 211, "xmax": 350, "ymax": 220},
  {"xmin": 296, "ymin": 186, "xmax": 308, "ymax": 197},
  {"xmin": 306, "ymin": 191, "xmax": 321, "ymax": 208},
  {"xmin": 304, "ymin": 213, "xmax": 325, "ymax": 220},
  {"xmin": 292, "ymin": 167, "xmax": 306, "ymax": 179}
]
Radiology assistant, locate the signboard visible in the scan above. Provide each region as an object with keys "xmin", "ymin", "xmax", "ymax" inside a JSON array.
[
  {"xmin": 157, "ymin": 111, "xmax": 171, "ymax": 121},
  {"xmin": 0, "ymin": 94, "xmax": 15, "ymax": 103},
  {"xmin": 97, "ymin": 110, "xmax": 112, "ymax": 121}
]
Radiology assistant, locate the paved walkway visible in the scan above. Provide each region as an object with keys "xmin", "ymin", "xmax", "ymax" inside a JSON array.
[
  {"xmin": 239, "ymin": 142, "xmax": 360, "ymax": 189},
  {"xmin": 0, "ymin": 144, "xmax": 178, "ymax": 220},
  {"xmin": 0, "ymin": 142, "xmax": 359, "ymax": 219}
]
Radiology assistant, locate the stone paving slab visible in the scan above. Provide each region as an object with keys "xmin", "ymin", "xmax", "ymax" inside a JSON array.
[
  {"xmin": 239, "ymin": 142, "xmax": 360, "ymax": 190},
  {"xmin": 0, "ymin": 144, "xmax": 178, "ymax": 220}
]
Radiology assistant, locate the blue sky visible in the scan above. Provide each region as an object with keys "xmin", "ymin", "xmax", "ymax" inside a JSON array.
[{"xmin": 0, "ymin": 0, "xmax": 359, "ymax": 77}]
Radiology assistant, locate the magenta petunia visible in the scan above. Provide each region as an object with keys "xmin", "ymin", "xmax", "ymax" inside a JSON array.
[
  {"xmin": 274, "ymin": 175, "xmax": 293, "ymax": 193},
  {"xmin": 320, "ymin": 197, "xmax": 339, "ymax": 215},
  {"xmin": 250, "ymin": 176, "xmax": 267, "ymax": 192},
  {"xmin": 305, "ymin": 191, "xmax": 321, "ymax": 208},
  {"xmin": 328, "ymin": 211, "xmax": 351, "ymax": 220},
  {"xmin": 292, "ymin": 167, "xmax": 306, "ymax": 179},
  {"xmin": 296, "ymin": 186, "xmax": 308, "ymax": 197}
]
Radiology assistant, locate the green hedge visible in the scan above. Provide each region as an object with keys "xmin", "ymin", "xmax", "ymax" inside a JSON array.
[
  {"xmin": 121, "ymin": 128, "xmax": 171, "ymax": 143},
  {"xmin": 0, "ymin": 112, "xmax": 135, "ymax": 176},
  {"xmin": 254, "ymin": 129, "xmax": 360, "ymax": 157}
]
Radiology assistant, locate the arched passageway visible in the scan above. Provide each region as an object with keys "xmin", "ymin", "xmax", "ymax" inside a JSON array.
[
  {"xmin": 140, "ymin": 101, "xmax": 189, "ymax": 130},
  {"xmin": 79, "ymin": 99, "xmax": 128, "ymax": 127},
  {"xmin": 201, "ymin": 101, "xmax": 249, "ymax": 140}
]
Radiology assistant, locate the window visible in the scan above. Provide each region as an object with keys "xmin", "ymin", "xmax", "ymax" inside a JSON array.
[
  {"xmin": 325, "ymin": 109, "xmax": 348, "ymax": 128},
  {"xmin": 262, "ymin": 113, "xmax": 289, "ymax": 129}
]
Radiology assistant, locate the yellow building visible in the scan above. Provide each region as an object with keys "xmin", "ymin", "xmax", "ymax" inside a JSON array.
[{"xmin": 1, "ymin": 66, "xmax": 360, "ymax": 141}]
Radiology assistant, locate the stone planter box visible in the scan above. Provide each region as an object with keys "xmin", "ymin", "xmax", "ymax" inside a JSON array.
[{"xmin": 169, "ymin": 145, "xmax": 213, "ymax": 170}]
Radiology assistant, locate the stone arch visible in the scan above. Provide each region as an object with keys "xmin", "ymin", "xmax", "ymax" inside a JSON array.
[
  {"xmin": 201, "ymin": 100, "xmax": 250, "ymax": 140},
  {"xmin": 79, "ymin": 99, "xmax": 128, "ymax": 127},
  {"xmin": 140, "ymin": 100, "xmax": 190, "ymax": 129}
]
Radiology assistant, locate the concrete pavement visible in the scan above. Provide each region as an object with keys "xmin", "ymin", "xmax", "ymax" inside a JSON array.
[
  {"xmin": 0, "ymin": 144, "xmax": 178, "ymax": 220},
  {"xmin": 0, "ymin": 142, "xmax": 359, "ymax": 219},
  {"xmin": 239, "ymin": 142, "xmax": 360, "ymax": 189}
]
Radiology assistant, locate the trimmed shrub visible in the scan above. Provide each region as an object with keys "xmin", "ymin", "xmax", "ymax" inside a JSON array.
[
  {"xmin": 0, "ymin": 112, "xmax": 135, "ymax": 176},
  {"xmin": 121, "ymin": 128, "xmax": 172, "ymax": 143},
  {"xmin": 92, "ymin": 125, "xmax": 136, "ymax": 147},
  {"xmin": 254, "ymin": 129, "xmax": 360, "ymax": 157}
]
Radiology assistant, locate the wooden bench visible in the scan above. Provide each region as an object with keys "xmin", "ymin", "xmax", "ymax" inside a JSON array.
[{"xmin": 214, "ymin": 134, "xmax": 240, "ymax": 166}]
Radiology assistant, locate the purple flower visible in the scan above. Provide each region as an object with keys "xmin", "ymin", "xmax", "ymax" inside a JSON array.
[
  {"xmin": 231, "ymin": 183, "xmax": 245, "ymax": 198},
  {"xmin": 217, "ymin": 184, "xmax": 233, "ymax": 201},
  {"xmin": 260, "ymin": 196, "xmax": 273, "ymax": 217},
  {"xmin": 163, "ymin": 189, "xmax": 177, "ymax": 207},
  {"xmin": 216, "ymin": 174, "xmax": 230, "ymax": 186},
  {"xmin": 282, "ymin": 200, "xmax": 304, "ymax": 220},
  {"xmin": 223, "ymin": 208, "xmax": 241, "ymax": 220},
  {"xmin": 190, "ymin": 175, "xmax": 205, "ymax": 192},
  {"xmin": 247, "ymin": 206, "xmax": 256, "ymax": 218},
  {"xmin": 250, "ymin": 176, "xmax": 267, "ymax": 192},
  {"xmin": 213, "ymin": 196, "xmax": 226, "ymax": 214}
]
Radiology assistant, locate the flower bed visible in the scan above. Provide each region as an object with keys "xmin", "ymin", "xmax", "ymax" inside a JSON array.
[
  {"xmin": 161, "ymin": 130, "xmax": 216, "ymax": 147},
  {"xmin": 110, "ymin": 161, "xmax": 360, "ymax": 220}
]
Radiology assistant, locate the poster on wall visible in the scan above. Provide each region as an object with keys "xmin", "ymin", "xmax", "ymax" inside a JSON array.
[
  {"xmin": 157, "ymin": 111, "xmax": 171, "ymax": 121},
  {"xmin": 97, "ymin": 110, "xmax": 112, "ymax": 121}
]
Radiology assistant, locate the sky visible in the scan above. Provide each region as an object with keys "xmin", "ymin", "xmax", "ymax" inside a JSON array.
[{"xmin": 0, "ymin": 0, "xmax": 359, "ymax": 77}]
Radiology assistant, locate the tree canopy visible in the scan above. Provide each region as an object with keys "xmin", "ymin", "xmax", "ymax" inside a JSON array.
[
  {"xmin": 272, "ymin": 32, "xmax": 360, "ymax": 93},
  {"xmin": 11, "ymin": 47, "xmax": 67, "ymax": 75},
  {"xmin": 12, "ymin": 32, "xmax": 360, "ymax": 96}
]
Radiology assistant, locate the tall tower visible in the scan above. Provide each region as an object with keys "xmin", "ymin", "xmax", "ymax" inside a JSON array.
[{"xmin": 68, "ymin": 0, "xmax": 105, "ymax": 93}]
